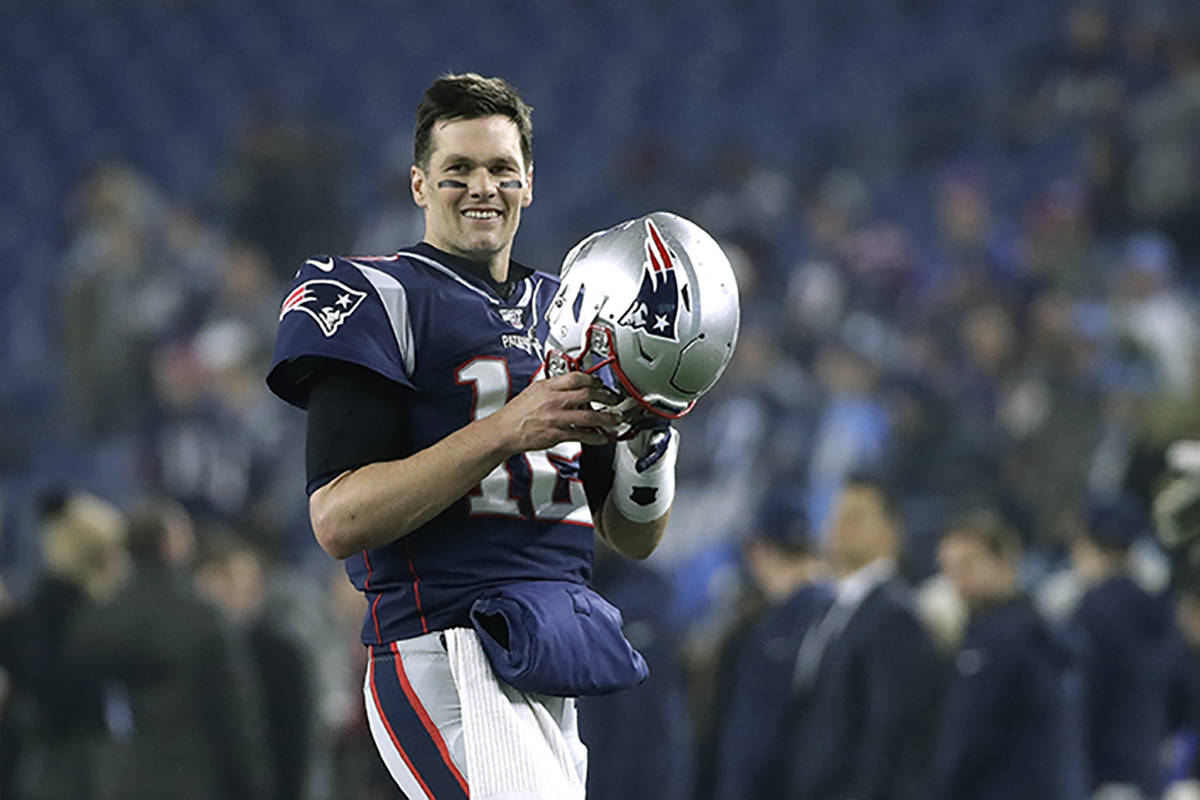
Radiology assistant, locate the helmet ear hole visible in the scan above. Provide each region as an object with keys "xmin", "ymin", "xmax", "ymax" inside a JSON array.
[{"xmin": 571, "ymin": 285, "xmax": 585, "ymax": 322}]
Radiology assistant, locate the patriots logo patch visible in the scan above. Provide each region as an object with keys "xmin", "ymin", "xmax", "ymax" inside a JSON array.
[
  {"xmin": 618, "ymin": 219, "xmax": 687, "ymax": 341},
  {"xmin": 280, "ymin": 279, "xmax": 367, "ymax": 337}
]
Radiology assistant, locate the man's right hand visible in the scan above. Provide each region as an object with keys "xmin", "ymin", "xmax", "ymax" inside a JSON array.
[{"xmin": 488, "ymin": 372, "xmax": 622, "ymax": 452}]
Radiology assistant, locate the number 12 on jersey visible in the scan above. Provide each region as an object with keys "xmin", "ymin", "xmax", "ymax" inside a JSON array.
[{"xmin": 456, "ymin": 357, "xmax": 592, "ymax": 525}]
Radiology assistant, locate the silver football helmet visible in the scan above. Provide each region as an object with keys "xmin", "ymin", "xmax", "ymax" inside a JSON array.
[{"xmin": 544, "ymin": 211, "xmax": 740, "ymax": 426}]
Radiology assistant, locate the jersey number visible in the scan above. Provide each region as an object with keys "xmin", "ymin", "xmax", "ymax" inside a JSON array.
[{"xmin": 456, "ymin": 358, "xmax": 591, "ymax": 524}]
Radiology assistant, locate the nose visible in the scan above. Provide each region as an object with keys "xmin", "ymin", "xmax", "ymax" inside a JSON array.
[{"xmin": 467, "ymin": 167, "xmax": 497, "ymax": 198}]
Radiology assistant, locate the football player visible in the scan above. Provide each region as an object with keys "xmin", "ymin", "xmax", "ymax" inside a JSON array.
[{"xmin": 267, "ymin": 73, "xmax": 737, "ymax": 798}]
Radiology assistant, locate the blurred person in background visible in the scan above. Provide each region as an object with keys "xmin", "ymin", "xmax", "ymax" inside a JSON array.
[
  {"xmin": 1070, "ymin": 496, "xmax": 1174, "ymax": 799},
  {"xmin": 321, "ymin": 563, "xmax": 397, "ymax": 799},
  {"xmin": 69, "ymin": 500, "xmax": 269, "ymax": 800},
  {"xmin": 1125, "ymin": 22, "xmax": 1200, "ymax": 264},
  {"xmin": 60, "ymin": 163, "xmax": 212, "ymax": 438},
  {"xmin": 711, "ymin": 487, "xmax": 831, "ymax": 800},
  {"xmin": 933, "ymin": 511, "xmax": 1085, "ymax": 800},
  {"xmin": 805, "ymin": 338, "xmax": 890, "ymax": 537},
  {"xmin": 577, "ymin": 542, "xmax": 693, "ymax": 800},
  {"xmin": 223, "ymin": 106, "xmax": 353, "ymax": 274},
  {"xmin": 194, "ymin": 530, "xmax": 316, "ymax": 800},
  {"xmin": 0, "ymin": 490, "xmax": 127, "ymax": 800},
  {"xmin": 1165, "ymin": 564, "xmax": 1200, "ymax": 800},
  {"xmin": 777, "ymin": 474, "xmax": 942, "ymax": 800},
  {"xmin": 1111, "ymin": 231, "xmax": 1198, "ymax": 398}
]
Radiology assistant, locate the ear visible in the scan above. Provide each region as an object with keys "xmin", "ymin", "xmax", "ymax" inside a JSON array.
[
  {"xmin": 411, "ymin": 165, "xmax": 428, "ymax": 209},
  {"xmin": 521, "ymin": 164, "xmax": 534, "ymax": 208}
]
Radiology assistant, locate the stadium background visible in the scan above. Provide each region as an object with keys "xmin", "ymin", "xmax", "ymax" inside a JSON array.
[{"xmin": 3, "ymin": 0, "xmax": 1200, "ymax": 797}]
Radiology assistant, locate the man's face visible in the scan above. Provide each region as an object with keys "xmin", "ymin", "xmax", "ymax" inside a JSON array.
[
  {"xmin": 826, "ymin": 486, "xmax": 894, "ymax": 573},
  {"xmin": 411, "ymin": 115, "xmax": 532, "ymax": 264},
  {"xmin": 938, "ymin": 532, "xmax": 1010, "ymax": 608}
]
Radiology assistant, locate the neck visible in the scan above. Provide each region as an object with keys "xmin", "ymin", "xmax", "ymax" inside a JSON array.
[
  {"xmin": 969, "ymin": 585, "xmax": 1018, "ymax": 613},
  {"xmin": 835, "ymin": 555, "xmax": 886, "ymax": 580},
  {"xmin": 423, "ymin": 236, "xmax": 511, "ymax": 283},
  {"xmin": 1075, "ymin": 544, "xmax": 1127, "ymax": 586}
]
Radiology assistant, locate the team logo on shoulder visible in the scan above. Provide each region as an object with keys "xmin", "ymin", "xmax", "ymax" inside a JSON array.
[
  {"xmin": 280, "ymin": 279, "xmax": 367, "ymax": 337},
  {"xmin": 618, "ymin": 219, "xmax": 687, "ymax": 342}
]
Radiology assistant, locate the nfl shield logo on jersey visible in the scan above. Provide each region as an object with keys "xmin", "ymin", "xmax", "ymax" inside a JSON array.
[
  {"xmin": 499, "ymin": 307, "xmax": 525, "ymax": 329},
  {"xmin": 280, "ymin": 279, "xmax": 367, "ymax": 337},
  {"xmin": 618, "ymin": 219, "xmax": 688, "ymax": 342}
]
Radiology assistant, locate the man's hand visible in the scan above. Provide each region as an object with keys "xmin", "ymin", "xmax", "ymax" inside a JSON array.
[{"xmin": 488, "ymin": 372, "xmax": 622, "ymax": 453}]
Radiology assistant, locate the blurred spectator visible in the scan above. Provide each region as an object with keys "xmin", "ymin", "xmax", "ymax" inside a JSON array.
[
  {"xmin": 1069, "ymin": 495, "xmax": 1174, "ymax": 799},
  {"xmin": 223, "ymin": 109, "xmax": 353, "ymax": 275},
  {"xmin": 68, "ymin": 500, "xmax": 269, "ymax": 800},
  {"xmin": 777, "ymin": 474, "xmax": 942, "ymax": 800},
  {"xmin": 1003, "ymin": 291, "xmax": 1106, "ymax": 548},
  {"xmin": 195, "ymin": 530, "xmax": 316, "ymax": 800},
  {"xmin": 0, "ymin": 490, "xmax": 126, "ymax": 800},
  {"xmin": 933, "ymin": 510, "xmax": 1085, "ymax": 800},
  {"xmin": 60, "ymin": 163, "xmax": 203, "ymax": 438},
  {"xmin": 1166, "ymin": 566, "xmax": 1200, "ymax": 798},
  {"xmin": 322, "ymin": 564, "xmax": 396, "ymax": 799},
  {"xmin": 711, "ymin": 488, "xmax": 832, "ymax": 800},
  {"xmin": 1112, "ymin": 231, "xmax": 1198, "ymax": 397},
  {"xmin": 142, "ymin": 325, "xmax": 302, "ymax": 554},
  {"xmin": 805, "ymin": 339, "xmax": 890, "ymax": 536},
  {"xmin": 1126, "ymin": 25, "xmax": 1200, "ymax": 263},
  {"xmin": 1032, "ymin": 2, "xmax": 1126, "ymax": 131},
  {"xmin": 578, "ymin": 544, "xmax": 693, "ymax": 800}
]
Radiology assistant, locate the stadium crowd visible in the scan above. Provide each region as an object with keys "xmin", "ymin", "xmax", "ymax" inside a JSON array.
[{"xmin": 4, "ymin": 0, "xmax": 1200, "ymax": 798}]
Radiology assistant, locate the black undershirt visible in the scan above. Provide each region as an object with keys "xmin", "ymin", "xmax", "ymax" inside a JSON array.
[{"xmin": 303, "ymin": 360, "xmax": 614, "ymax": 517}]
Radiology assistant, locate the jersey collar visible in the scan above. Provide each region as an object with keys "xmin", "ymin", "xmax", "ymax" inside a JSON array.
[{"xmin": 406, "ymin": 242, "xmax": 533, "ymax": 301}]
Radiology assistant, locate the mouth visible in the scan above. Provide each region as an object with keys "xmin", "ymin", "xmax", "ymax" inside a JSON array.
[{"xmin": 462, "ymin": 208, "xmax": 502, "ymax": 221}]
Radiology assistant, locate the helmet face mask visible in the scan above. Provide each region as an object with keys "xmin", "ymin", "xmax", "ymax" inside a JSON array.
[{"xmin": 544, "ymin": 212, "xmax": 740, "ymax": 427}]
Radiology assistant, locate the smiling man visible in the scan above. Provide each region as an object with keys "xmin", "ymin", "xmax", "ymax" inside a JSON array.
[
  {"xmin": 412, "ymin": 111, "xmax": 532, "ymax": 275},
  {"xmin": 266, "ymin": 74, "xmax": 677, "ymax": 798}
]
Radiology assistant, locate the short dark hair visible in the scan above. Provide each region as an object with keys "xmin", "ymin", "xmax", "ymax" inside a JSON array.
[
  {"xmin": 944, "ymin": 510, "xmax": 1023, "ymax": 559},
  {"xmin": 413, "ymin": 73, "xmax": 533, "ymax": 170},
  {"xmin": 843, "ymin": 470, "xmax": 901, "ymax": 526}
]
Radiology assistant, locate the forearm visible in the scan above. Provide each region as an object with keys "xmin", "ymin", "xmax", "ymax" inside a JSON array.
[
  {"xmin": 310, "ymin": 416, "xmax": 510, "ymax": 558},
  {"xmin": 595, "ymin": 494, "xmax": 669, "ymax": 560},
  {"xmin": 591, "ymin": 427, "xmax": 677, "ymax": 560}
]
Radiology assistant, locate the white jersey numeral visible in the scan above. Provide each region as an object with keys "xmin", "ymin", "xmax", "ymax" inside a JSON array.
[{"xmin": 456, "ymin": 358, "xmax": 591, "ymax": 523}]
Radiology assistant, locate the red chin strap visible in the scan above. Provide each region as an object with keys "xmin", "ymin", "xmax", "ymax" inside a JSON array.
[{"xmin": 545, "ymin": 325, "xmax": 695, "ymax": 423}]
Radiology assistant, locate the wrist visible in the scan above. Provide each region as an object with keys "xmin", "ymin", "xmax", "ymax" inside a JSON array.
[
  {"xmin": 611, "ymin": 429, "xmax": 677, "ymax": 523},
  {"xmin": 470, "ymin": 412, "xmax": 520, "ymax": 462}
]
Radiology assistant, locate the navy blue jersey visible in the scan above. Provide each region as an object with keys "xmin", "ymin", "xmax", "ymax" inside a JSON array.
[{"xmin": 267, "ymin": 244, "xmax": 594, "ymax": 644}]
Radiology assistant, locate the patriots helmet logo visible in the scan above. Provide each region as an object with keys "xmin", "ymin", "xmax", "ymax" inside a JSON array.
[
  {"xmin": 618, "ymin": 219, "xmax": 687, "ymax": 341},
  {"xmin": 280, "ymin": 279, "xmax": 367, "ymax": 337}
]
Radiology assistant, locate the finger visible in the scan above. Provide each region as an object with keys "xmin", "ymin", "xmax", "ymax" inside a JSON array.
[
  {"xmin": 560, "ymin": 408, "xmax": 622, "ymax": 429},
  {"xmin": 572, "ymin": 427, "xmax": 613, "ymax": 446},
  {"xmin": 546, "ymin": 371, "xmax": 597, "ymax": 390},
  {"xmin": 588, "ymin": 385, "xmax": 623, "ymax": 406},
  {"xmin": 562, "ymin": 387, "xmax": 591, "ymax": 406},
  {"xmin": 562, "ymin": 386, "xmax": 619, "ymax": 409}
]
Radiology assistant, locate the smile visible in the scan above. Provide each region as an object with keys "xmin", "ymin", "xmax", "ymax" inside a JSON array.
[{"xmin": 462, "ymin": 209, "xmax": 501, "ymax": 220}]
